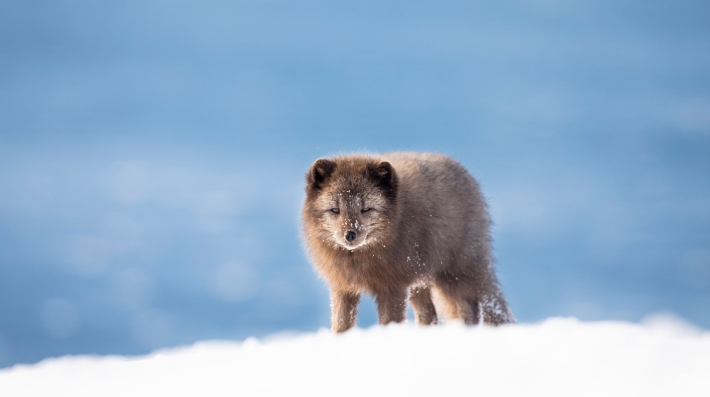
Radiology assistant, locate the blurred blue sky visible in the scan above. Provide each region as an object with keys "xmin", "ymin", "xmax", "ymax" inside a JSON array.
[{"xmin": 1, "ymin": 0, "xmax": 709, "ymax": 367}]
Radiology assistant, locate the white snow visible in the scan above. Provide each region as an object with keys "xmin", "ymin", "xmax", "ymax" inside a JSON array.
[{"xmin": 1, "ymin": 316, "xmax": 708, "ymax": 397}]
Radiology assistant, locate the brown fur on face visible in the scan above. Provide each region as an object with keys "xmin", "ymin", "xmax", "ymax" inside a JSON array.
[{"xmin": 302, "ymin": 152, "xmax": 514, "ymax": 332}]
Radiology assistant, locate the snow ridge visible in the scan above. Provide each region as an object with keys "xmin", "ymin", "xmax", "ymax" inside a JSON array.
[{"xmin": 1, "ymin": 317, "xmax": 708, "ymax": 397}]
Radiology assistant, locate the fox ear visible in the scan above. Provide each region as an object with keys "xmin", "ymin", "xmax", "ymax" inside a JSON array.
[
  {"xmin": 307, "ymin": 159, "xmax": 337, "ymax": 190},
  {"xmin": 367, "ymin": 161, "xmax": 397, "ymax": 196}
]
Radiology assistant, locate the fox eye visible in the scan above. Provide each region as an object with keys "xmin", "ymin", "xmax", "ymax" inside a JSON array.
[
  {"xmin": 330, "ymin": 208, "xmax": 340, "ymax": 214},
  {"xmin": 361, "ymin": 208, "xmax": 372, "ymax": 213}
]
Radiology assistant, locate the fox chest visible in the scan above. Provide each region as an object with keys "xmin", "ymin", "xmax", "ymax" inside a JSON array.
[{"xmin": 327, "ymin": 251, "xmax": 425, "ymax": 291}]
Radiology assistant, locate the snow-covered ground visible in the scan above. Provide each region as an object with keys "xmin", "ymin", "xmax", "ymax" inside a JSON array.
[{"xmin": 1, "ymin": 316, "xmax": 708, "ymax": 397}]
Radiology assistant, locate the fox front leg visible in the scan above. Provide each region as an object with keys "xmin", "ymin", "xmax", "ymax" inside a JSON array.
[
  {"xmin": 375, "ymin": 290, "xmax": 407, "ymax": 325},
  {"xmin": 409, "ymin": 286, "xmax": 438, "ymax": 325},
  {"xmin": 331, "ymin": 290, "xmax": 360, "ymax": 333}
]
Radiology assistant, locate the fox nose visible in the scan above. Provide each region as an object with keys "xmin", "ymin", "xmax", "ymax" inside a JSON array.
[{"xmin": 345, "ymin": 231, "xmax": 357, "ymax": 242}]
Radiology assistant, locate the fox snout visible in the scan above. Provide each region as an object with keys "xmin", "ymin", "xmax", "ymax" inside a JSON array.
[
  {"xmin": 340, "ymin": 221, "xmax": 367, "ymax": 248},
  {"xmin": 345, "ymin": 231, "xmax": 357, "ymax": 242}
]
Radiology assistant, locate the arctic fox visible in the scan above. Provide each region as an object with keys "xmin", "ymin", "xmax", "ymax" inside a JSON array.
[{"xmin": 302, "ymin": 152, "xmax": 514, "ymax": 332}]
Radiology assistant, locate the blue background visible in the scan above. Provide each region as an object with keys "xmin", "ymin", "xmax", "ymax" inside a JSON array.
[{"xmin": 1, "ymin": 0, "xmax": 709, "ymax": 367}]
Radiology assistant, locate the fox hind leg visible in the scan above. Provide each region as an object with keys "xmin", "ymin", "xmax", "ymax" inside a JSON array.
[
  {"xmin": 480, "ymin": 292, "xmax": 515, "ymax": 325},
  {"xmin": 433, "ymin": 273, "xmax": 482, "ymax": 325}
]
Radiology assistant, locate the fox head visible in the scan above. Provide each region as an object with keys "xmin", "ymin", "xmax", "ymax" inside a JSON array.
[{"xmin": 304, "ymin": 156, "xmax": 399, "ymax": 251}]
